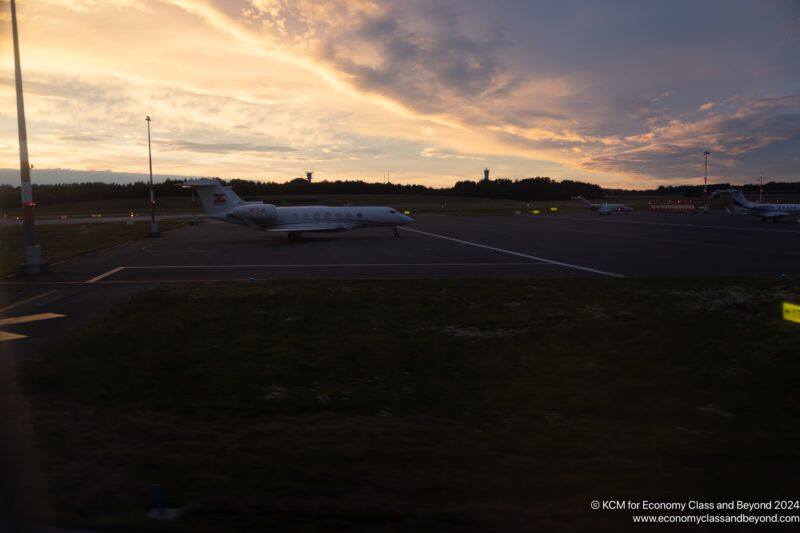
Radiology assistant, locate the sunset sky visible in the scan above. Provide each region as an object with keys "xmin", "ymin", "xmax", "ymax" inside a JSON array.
[{"xmin": 1, "ymin": 0, "xmax": 798, "ymax": 188}]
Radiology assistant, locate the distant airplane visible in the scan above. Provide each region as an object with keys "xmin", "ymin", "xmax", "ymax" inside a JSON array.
[
  {"xmin": 571, "ymin": 196, "xmax": 632, "ymax": 214},
  {"xmin": 182, "ymin": 179, "xmax": 414, "ymax": 238},
  {"xmin": 712, "ymin": 189, "xmax": 800, "ymax": 222}
]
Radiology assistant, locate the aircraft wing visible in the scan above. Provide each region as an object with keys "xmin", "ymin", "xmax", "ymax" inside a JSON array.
[{"xmin": 264, "ymin": 222, "xmax": 355, "ymax": 233}]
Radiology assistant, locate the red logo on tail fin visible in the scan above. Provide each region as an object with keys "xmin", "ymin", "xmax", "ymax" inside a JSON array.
[{"xmin": 213, "ymin": 193, "xmax": 226, "ymax": 204}]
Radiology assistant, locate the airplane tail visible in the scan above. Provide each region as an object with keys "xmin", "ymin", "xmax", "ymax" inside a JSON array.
[
  {"xmin": 712, "ymin": 189, "xmax": 756, "ymax": 210},
  {"xmin": 182, "ymin": 179, "xmax": 242, "ymax": 215},
  {"xmin": 729, "ymin": 190, "xmax": 756, "ymax": 210},
  {"xmin": 571, "ymin": 196, "xmax": 594, "ymax": 209}
]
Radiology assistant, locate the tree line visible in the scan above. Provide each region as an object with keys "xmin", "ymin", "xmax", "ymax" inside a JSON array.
[
  {"xmin": 2, "ymin": 177, "xmax": 796, "ymax": 208},
  {"xmin": 606, "ymin": 182, "xmax": 800, "ymax": 197},
  {"xmin": 0, "ymin": 176, "xmax": 602, "ymax": 207}
]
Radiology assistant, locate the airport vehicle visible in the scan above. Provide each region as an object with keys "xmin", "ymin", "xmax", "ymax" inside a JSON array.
[
  {"xmin": 571, "ymin": 196, "xmax": 632, "ymax": 214},
  {"xmin": 182, "ymin": 179, "xmax": 413, "ymax": 238},
  {"xmin": 712, "ymin": 189, "xmax": 800, "ymax": 222}
]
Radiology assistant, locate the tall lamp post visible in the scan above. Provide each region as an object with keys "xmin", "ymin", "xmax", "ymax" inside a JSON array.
[
  {"xmin": 146, "ymin": 116, "xmax": 160, "ymax": 237},
  {"xmin": 703, "ymin": 150, "xmax": 710, "ymax": 215},
  {"xmin": 11, "ymin": 0, "xmax": 45, "ymax": 274}
]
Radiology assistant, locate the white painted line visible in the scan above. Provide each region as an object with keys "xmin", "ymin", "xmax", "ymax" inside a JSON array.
[
  {"xmin": 399, "ymin": 227, "xmax": 625, "ymax": 278},
  {"xmin": 86, "ymin": 266, "xmax": 125, "ymax": 283}
]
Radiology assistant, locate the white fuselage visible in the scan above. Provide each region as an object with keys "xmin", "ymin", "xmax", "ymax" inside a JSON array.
[
  {"xmin": 183, "ymin": 178, "xmax": 413, "ymax": 235},
  {"xmin": 213, "ymin": 205, "xmax": 413, "ymax": 231},
  {"xmin": 573, "ymin": 196, "xmax": 632, "ymax": 214},
  {"xmin": 726, "ymin": 190, "xmax": 800, "ymax": 222}
]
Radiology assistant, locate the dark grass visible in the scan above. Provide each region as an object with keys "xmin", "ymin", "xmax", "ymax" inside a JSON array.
[
  {"xmin": 19, "ymin": 278, "xmax": 800, "ymax": 531},
  {"xmin": 0, "ymin": 220, "xmax": 187, "ymax": 276}
]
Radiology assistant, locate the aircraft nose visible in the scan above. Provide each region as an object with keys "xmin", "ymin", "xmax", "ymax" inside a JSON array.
[{"xmin": 401, "ymin": 214, "xmax": 414, "ymax": 224}]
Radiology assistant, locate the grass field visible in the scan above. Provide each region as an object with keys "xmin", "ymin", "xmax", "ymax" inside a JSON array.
[
  {"xmin": 0, "ymin": 220, "xmax": 187, "ymax": 277},
  {"xmin": 1, "ymin": 193, "xmax": 740, "ymax": 219},
  {"xmin": 15, "ymin": 277, "xmax": 800, "ymax": 531}
]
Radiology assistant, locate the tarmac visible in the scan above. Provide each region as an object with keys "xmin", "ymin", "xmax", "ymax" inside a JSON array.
[{"xmin": 1, "ymin": 210, "xmax": 799, "ymax": 357}]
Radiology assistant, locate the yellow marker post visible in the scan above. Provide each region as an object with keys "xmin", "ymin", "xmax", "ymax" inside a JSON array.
[
  {"xmin": 532, "ymin": 210, "xmax": 539, "ymax": 214},
  {"xmin": 783, "ymin": 302, "xmax": 800, "ymax": 324},
  {"xmin": 550, "ymin": 207, "xmax": 558, "ymax": 211}
]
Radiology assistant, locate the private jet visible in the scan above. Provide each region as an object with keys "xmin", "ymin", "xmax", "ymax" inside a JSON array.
[
  {"xmin": 712, "ymin": 189, "xmax": 800, "ymax": 222},
  {"xmin": 182, "ymin": 179, "xmax": 413, "ymax": 238},
  {"xmin": 572, "ymin": 196, "xmax": 633, "ymax": 214}
]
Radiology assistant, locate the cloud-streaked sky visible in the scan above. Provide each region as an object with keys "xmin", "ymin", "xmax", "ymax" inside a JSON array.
[{"xmin": 1, "ymin": 0, "xmax": 798, "ymax": 188}]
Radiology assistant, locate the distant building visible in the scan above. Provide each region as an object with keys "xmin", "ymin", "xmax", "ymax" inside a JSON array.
[
  {"xmin": 483, "ymin": 168, "xmax": 490, "ymax": 181},
  {"xmin": 306, "ymin": 171, "xmax": 313, "ymax": 183}
]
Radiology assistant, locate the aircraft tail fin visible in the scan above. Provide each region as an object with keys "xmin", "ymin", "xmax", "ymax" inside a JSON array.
[
  {"xmin": 571, "ymin": 196, "xmax": 594, "ymax": 209},
  {"xmin": 182, "ymin": 179, "xmax": 241, "ymax": 215},
  {"xmin": 729, "ymin": 190, "xmax": 755, "ymax": 209}
]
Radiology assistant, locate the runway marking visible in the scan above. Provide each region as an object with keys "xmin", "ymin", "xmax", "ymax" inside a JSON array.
[
  {"xmin": 69, "ymin": 262, "xmax": 564, "ymax": 283},
  {"xmin": 87, "ymin": 266, "xmax": 125, "ymax": 283},
  {"xmin": 0, "ymin": 312, "xmax": 66, "ymax": 342},
  {"xmin": 0, "ymin": 313, "xmax": 66, "ymax": 325},
  {"xmin": 399, "ymin": 227, "xmax": 625, "ymax": 278},
  {"xmin": 0, "ymin": 290, "xmax": 58, "ymax": 313}
]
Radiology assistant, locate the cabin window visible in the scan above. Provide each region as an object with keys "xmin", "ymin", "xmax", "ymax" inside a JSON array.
[
  {"xmin": 303, "ymin": 212, "xmax": 309, "ymax": 219},
  {"xmin": 357, "ymin": 213, "xmax": 362, "ymax": 218},
  {"xmin": 313, "ymin": 212, "xmax": 320, "ymax": 220},
  {"xmin": 324, "ymin": 212, "xmax": 331, "ymax": 219}
]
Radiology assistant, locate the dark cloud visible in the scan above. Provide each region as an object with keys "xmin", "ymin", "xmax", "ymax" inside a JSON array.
[{"xmin": 314, "ymin": 4, "xmax": 510, "ymax": 115}]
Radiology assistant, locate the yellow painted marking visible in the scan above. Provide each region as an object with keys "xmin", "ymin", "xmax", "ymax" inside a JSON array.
[
  {"xmin": 550, "ymin": 207, "xmax": 558, "ymax": 211},
  {"xmin": 0, "ymin": 290, "xmax": 58, "ymax": 314},
  {"xmin": 532, "ymin": 210, "xmax": 539, "ymax": 214},
  {"xmin": 783, "ymin": 302, "xmax": 800, "ymax": 324},
  {"xmin": 0, "ymin": 331, "xmax": 27, "ymax": 341},
  {"xmin": 0, "ymin": 313, "xmax": 66, "ymax": 326},
  {"xmin": 0, "ymin": 313, "xmax": 66, "ymax": 342}
]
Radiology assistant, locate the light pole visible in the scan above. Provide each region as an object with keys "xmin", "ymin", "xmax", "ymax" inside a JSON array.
[
  {"xmin": 11, "ymin": 0, "xmax": 45, "ymax": 274},
  {"xmin": 146, "ymin": 116, "xmax": 159, "ymax": 237},
  {"xmin": 703, "ymin": 150, "xmax": 710, "ymax": 214}
]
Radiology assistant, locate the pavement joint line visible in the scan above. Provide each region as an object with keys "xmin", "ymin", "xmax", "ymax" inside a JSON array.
[
  {"xmin": 0, "ymin": 289, "xmax": 58, "ymax": 314},
  {"xmin": 120, "ymin": 262, "xmax": 545, "ymax": 269},
  {"xmin": 399, "ymin": 226, "xmax": 625, "ymax": 278}
]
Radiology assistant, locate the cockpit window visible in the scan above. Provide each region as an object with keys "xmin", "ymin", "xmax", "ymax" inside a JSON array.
[{"xmin": 389, "ymin": 210, "xmax": 396, "ymax": 214}]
